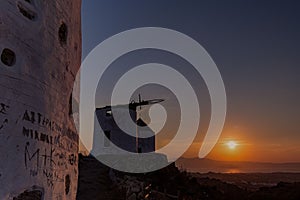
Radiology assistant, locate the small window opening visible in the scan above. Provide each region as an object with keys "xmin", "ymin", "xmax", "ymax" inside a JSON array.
[
  {"xmin": 69, "ymin": 93, "xmax": 72, "ymax": 116},
  {"xmin": 65, "ymin": 174, "xmax": 70, "ymax": 195},
  {"xmin": 1, "ymin": 48, "xmax": 16, "ymax": 67},
  {"xmin": 105, "ymin": 110, "xmax": 112, "ymax": 117},
  {"xmin": 59, "ymin": 23, "xmax": 68, "ymax": 46},
  {"xmin": 104, "ymin": 131, "xmax": 111, "ymax": 147},
  {"xmin": 138, "ymin": 147, "xmax": 142, "ymax": 153}
]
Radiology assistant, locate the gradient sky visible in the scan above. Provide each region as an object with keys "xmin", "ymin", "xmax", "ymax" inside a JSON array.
[{"xmin": 81, "ymin": 0, "xmax": 300, "ymax": 162}]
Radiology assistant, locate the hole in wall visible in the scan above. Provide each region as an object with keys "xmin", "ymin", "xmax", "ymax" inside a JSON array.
[
  {"xmin": 13, "ymin": 186, "xmax": 44, "ymax": 200},
  {"xmin": 59, "ymin": 23, "xmax": 68, "ymax": 46},
  {"xmin": 1, "ymin": 48, "xmax": 16, "ymax": 67},
  {"xmin": 65, "ymin": 174, "xmax": 70, "ymax": 195},
  {"xmin": 69, "ymin": 93, "xmax": 73, "ymax": 116},
  {"xmin": 24, "ymin": 0, "xmax": 32, "ymax": 4},
  {"xmin": 17, "ymin": 3, "xmax": 36, "ymax": 20}
]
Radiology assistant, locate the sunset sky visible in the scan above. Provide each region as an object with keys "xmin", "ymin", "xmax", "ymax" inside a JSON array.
[{"xmin": 81, "ymin": 0, "xmax": 300, "ymax": 163}]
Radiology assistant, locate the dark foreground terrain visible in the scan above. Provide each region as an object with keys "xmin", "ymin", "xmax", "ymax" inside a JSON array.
[
  {"xmin": 192, "ymin": 172, "xmax": 300, "ymax": 191},
  {"xmin": 77, "ymin": 154, "xmax": 300, "ymax": 200}
]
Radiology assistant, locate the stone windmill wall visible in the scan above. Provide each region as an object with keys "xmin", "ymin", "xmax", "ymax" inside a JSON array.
[{"xmin": 0, "ymin": 0, "xmax": 81, "ymax": 199}]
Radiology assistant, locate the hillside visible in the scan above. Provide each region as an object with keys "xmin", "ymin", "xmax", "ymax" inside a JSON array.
[{"xmin": 77, "ymin": 155, "xmax": 300, "ymax": 199}]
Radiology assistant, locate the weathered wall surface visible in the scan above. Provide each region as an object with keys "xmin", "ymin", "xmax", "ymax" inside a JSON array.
[
  {"xmin": 0, "ymin": 0, "xmax": 81, "ymax": 199},
  {"xmin": 93, "ymin": 107, "xmax": 138, "ymax": 155},
  {"xmin": 92, "ymin": 106, "xmax": 155, "ymax": 155}
]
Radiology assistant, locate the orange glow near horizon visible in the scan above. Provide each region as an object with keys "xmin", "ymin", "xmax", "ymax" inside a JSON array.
[
  {"xmin": 209, "ymin": 138, "xmax": 248, "ymax": 161},
  {"xmin": 178, "ymin": 133, "xmax": 300, "ymax": 163},
  {"xmin": 80, "ymin": 124, "xmax": 300, "ymax": 163}
]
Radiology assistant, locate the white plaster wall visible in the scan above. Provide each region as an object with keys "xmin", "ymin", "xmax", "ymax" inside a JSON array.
[
  {"xmin": 0, "ymin": 0, "xmax": 81, "ymax": 199},
  {"xmin": 92, "ymin": 107, "xmax": 137, "ymax": 155}
]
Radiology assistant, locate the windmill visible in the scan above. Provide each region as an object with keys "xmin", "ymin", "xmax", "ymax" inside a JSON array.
[{"xmin": 129, "ymin": 94, "xmax": 164, "ymax": 153}]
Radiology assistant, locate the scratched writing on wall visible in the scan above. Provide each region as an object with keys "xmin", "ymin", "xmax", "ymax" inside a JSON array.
[{"xmin": 0, "ymin": 102, "xmax": 9, "ymax": 133}]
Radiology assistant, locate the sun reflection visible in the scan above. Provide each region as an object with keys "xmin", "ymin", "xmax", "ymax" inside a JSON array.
[{"xmin": 226, "ymin": 168, "xmax": 241, "ymax": 173}]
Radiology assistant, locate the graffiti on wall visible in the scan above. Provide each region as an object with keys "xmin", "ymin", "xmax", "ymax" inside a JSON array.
[
  {"xmin": 21, "ymin": 108, "xmax": 78, "ymax": 191},
  {"xmin": 0, "ymin": 101, "xmax": 77, "ymax": 193},
  {"xmin": 0, "ymin": 102, "xmax": 9, "ymax": 133}
]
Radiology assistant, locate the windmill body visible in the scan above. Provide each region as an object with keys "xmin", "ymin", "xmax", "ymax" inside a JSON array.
[{"xmin": 92, "ymin": 97, "xmax": 163, "ymax": 156}]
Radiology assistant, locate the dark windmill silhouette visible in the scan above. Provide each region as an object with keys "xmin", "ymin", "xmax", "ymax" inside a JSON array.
[{"xmin": 129, "ymin": 94, "xmax": 164, "ymax": 153}]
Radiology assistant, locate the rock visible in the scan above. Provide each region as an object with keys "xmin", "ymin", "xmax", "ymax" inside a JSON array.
[{"xmin": 127, "ymin": 193, "xmax": 137, "ymax": 200}]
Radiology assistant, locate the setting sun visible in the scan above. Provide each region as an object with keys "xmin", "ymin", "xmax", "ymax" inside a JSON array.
[{"xmin": 227, "ymin": 141, "xmax": 238, "ymax": 150}]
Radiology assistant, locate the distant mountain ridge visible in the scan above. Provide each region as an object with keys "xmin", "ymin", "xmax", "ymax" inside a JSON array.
[{"xmin": 176, "ymin": 157, "xmax": 300, "ymax": 173}]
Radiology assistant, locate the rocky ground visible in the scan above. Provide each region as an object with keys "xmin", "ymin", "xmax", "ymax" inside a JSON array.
[
  {"xmin": 77, "ymin": 154, "xmax": 300, "ymax": 200},
  {"xmin": 76, "ymin": 155, "xmax": 124, "ymax": 200}
]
